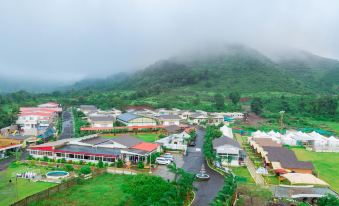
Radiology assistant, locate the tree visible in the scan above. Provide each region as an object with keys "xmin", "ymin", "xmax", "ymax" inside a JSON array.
[
  {"xmin": 97, "ymin": 159, "xmax": 104, "ymax": 168},
  {"xmin": 251, "ymin": 97, "xmax": 263, "ymax": 115},
  {"xmin": 318, "ymin": 194, "xmax": 339, "ymax": 206},
  {"xmin": 229, "ymin": 92, "xmax": 240, "ymax": 105},
  {"xmin": 214, "ymin": 94, "xmax": 225, "ymax": 110}
]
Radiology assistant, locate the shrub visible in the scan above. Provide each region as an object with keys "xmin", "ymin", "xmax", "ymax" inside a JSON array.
[
  {"xmin": 43, "ymin": 156, "xmax": 49, "ymax": 162},
  {"xmin": 29, "ymin": 160, "xmax": 36, "ymax": 167},
  {"xmin": 116, "ymin": 159, "xmax": 124, "ymax": 168},
  {"xmin": 137, "ymin": 161, "xmax": 144, "ymax": 169},
  {"xmin": 97, "ymin": 160, "xmax": 104, "ymax": 168},
  {"xmin": 27, "ymin": 155, "xmax": 34, "ymax": 160},
  {"xmin": 79, "ymin": 160, "xmax": 84, "ymax": 165},
  {"xmin": 64, "ymin": 164, "xmax": 74, "ymax": 172},
  {"xmin": 61, "ymin": 158, "xmax": 66, "ymax": 163},
  {"xmin": 80, "ymin": 165, "xmax": 91, "ymax": 175}
]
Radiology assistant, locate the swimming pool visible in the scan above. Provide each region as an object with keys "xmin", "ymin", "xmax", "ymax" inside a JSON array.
[{"xmin": 46, "ymin": 171, "xmax": 69, "ymax": 179}]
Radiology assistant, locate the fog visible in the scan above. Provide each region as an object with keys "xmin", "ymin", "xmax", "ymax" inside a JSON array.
[{"xmin": 0, "ymin": 0, "xmax": 339, "ymax": 86}]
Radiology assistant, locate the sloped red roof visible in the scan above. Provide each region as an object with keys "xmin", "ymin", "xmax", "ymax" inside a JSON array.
[{"xmin": 131, "ymin": 142, "xmax": 159, "ymax": 152}]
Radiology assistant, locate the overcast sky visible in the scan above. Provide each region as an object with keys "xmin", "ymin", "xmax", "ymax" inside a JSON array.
[{"xmin": 1, "ymin": 0, "xmax": 339, "ymax": 84}]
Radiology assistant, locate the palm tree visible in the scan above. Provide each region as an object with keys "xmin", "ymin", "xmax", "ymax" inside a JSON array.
[{"xmin": 167, "ymin": 163, "xmax": 179, "ymax": 183}]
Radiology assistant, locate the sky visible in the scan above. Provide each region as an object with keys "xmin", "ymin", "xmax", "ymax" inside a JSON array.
[{"xmin": 0, "ymin": 0, "xmax": 339, "ymax": 85}]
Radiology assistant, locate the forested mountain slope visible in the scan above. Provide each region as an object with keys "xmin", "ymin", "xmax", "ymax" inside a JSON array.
[{"xmin": 70, "ymin": 45, "xmax": 339, "ymax": 94}]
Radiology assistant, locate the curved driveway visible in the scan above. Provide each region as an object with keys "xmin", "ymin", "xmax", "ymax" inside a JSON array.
[{"xmin": 183, "ymin": 127, "xmax": 224, "ymax": 206}]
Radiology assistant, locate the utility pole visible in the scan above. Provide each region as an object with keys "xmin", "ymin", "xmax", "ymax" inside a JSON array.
[{"xmin": 279, "ymin": 111, "xmax": 285, "ymax": 132}]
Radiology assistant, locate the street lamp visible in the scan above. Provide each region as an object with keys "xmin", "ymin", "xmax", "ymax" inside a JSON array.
[{"xmin": 149, "ymin": 153, "xmax": 152, "ymax": 174}]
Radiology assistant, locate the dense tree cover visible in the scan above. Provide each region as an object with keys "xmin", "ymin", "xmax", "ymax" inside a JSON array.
[
  {"xmin": 229, "ymin": 92, "xmax": 240, "ymax": 105},
  {"xmin": 203, "ymin": 125, "xmax": 223, "ymax": 160},
  {"xmin": 250, "ymin": 98, "xmax": 263, "ymax": 115},
  {"xmin": 72, "ymin": 108, "xmax": 90, "ymax": 137},
  {"xmin": 123, "ymin": 168, "xmax": 195, "ymax": 206},
  {"xmin": 214, "ymin": 94, "xmax": 225, "ymax": 111}
]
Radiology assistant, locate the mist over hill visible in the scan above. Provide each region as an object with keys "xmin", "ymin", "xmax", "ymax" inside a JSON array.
[{"xmin": 67, "ymin": 45, "xmax": 339, "ymax": 94}]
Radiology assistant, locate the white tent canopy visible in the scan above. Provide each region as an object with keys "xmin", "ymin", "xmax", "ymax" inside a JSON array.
[{"xmin": 220, "ymin": 125, "xmax": 234, "ymax": 139}]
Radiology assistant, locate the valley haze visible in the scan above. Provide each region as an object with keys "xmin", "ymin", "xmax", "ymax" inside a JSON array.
[{"xmin": 0, "ymin": 0, "xmax": 339, "ymax": 92}]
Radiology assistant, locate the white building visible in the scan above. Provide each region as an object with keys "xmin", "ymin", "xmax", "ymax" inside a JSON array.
[
  {"xmin": 157, "ymin": 115, "xmax": 182, "ymax": 126},
  {"xmin": 212, "ymin": 136, "xmax": 245, "ymax": 167},
  {"xmin": 156, "ymin": 131, "xmax": 190, "ymax": 151}
]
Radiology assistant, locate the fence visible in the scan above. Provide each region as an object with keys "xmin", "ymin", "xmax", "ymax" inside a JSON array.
[
  {"xmin": 10, "ymin": 178, "xmax": 78, "ymax": 206},
  {"xmin": 10, "ymin": 169, "xmax": 105, "ymax": 206}
]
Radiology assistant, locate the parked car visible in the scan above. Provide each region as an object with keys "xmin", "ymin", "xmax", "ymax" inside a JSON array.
[
  {"xmin": 188, "ymin": 141, "xmax": 196, "ymax": 147},
  {"xmin": 155, "ymin": 157, "xmax": 171, "ymax": 165},
  {"xmin": 162, "ymin": 153, "xmax": 174, "ymax": 162}
]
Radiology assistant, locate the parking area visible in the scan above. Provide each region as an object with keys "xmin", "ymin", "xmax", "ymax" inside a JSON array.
[{"xmin": 153, "ymin": 153, "xmax": 184, "ymax": 181}]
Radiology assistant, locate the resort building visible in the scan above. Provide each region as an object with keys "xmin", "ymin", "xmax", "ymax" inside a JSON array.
[
  {"xmin": 157, "ymin": 115, "xmax": 182, "ymax": 126},
  {"xmin": 156, "ymin": 131, "xmax": 190, "ymax": 151},
  {"xmin": 79, "ymin": 105, "xmax": 98, "ymax": 115},
  {"xmin": 88, "ymin": 116, "xmax": 115, "ymax": 128},
  {"xmin": 116, "ymin": 113, "xmax": 157, "ymax": 127},
  {"xmin": 16, "ymin": 104, "xmax": 62, "ymax": 136},
  {"xmin": 0, "ymin": 137, "xmax": 22, "ymax": 159},
  {"xmin": 212, "ymin": 136, "xmax": 245, "ymax": 166},
  {"xmin": 28, "ymin": 134, "xmax": 160, "ymax": 164}
]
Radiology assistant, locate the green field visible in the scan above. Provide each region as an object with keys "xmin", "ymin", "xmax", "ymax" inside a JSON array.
[
  {"xmin": 0, "ymin": 164, "xmax": 56, "ymax": 206},
  {"xmin": 30, "ymin": 174, "xmax": 132, "ymax": 206},
  {"xmin": 101, "ymin": 133, "xmax": 159, "ymax": 142},
  {"xmin": 307, "ymin": 120, "xmax": 339, "ymax": 135},
  {"xmin": 291, "ymin": 148, "xmax": 339, "ymax": 192},
  {"xmin": 231, "ymin": 166, "xmax": 255, "ymax": 184}
]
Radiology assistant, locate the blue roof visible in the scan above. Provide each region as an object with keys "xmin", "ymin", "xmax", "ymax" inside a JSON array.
[
  {"xmin": 117, "ymin": 113, "xmax": 140, "ymax": 122},
  {"xmin": 38, "ymin": 127, "xmax": 56, "ymax": 139}
]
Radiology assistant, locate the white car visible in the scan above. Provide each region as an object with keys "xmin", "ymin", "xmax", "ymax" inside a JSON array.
[
  {"xmin": 155, "ymin": 157, "xmax": 171, "ymax": 165},
  {"xmin": 162, "ymin": 153, "xmax": 174, "ymax": 162}
]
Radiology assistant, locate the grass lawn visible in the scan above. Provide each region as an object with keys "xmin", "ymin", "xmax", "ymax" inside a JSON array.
[
  {"xmin": 291, "ymin": 148, "xmax": 339, "ymax": 192},
  {"xmin": 0, "ymin": 164, "xmax": 56, "ymax": 206},
  {"xmin": 29, "ymin": 174, "xmax": 134, "ymax": 206},
  {"xmin": 231, "ymin": 167, "xmax": 255, "ymax": 183},
  {"xmin": 135, "ymin": 133, "xmax": 159, "ymax": 142},
  {"xmin": 101, "ymin": 133, "xmax": 159, "ymax": 142}
]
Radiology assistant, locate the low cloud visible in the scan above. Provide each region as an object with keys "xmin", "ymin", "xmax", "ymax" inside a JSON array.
[{"xmin": 0, "ymin": 0, "xmax": 338, "ymax": 84}]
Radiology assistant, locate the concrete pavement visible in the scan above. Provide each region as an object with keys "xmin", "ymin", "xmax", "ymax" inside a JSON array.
[
  {"xmin": 183, "ymin": 127, "xmax": 224, "ymax": 206},
  {"xmin": 58, "ymin": 109, "xmax": 74, "ymax": 139}
]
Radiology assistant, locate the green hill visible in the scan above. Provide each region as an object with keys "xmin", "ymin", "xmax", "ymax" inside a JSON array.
[{"xmin": 70, "ymin": 44, "xmax": 338, "ymax": 95}]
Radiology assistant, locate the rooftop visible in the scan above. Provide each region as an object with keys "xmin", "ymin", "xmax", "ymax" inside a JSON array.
[
  {"xmin": 252, "ymin": 138, "xmax": 282, "ymax": 147},
  {"xmin": 89, "ymin": 116, "xmax": 114, "ymax": 122},
  {"xmin": 117, "ymin": 113, "xmax": 141, "ymax": 122},
  {"xmin": 131, "ymin": 142, "xmax": 159, "ymax": 152},
  {"xmin": 158, "ymin": 115, "xmax": 181, "ymax": 120},
  {"xmin": 55, "ymin": 144, "xmax": 120, "ymax": 157},
  {"xmin": 264, "ymin": 146, "xmax": 314, "ymax": 170},
  {"xmin": 212, "ymin": 136, "xmax": 241, "ymax": 148}
]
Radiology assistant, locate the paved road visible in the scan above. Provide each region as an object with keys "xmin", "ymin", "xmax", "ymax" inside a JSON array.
[
  {"xmin": 0, "ymin": 150, "xmax": 28, "ymax": 171},
  {"xmin": 183, "ymin": 127, "xmax": 224, "ymax": 206},
  {"xmin": 59, "ymin": 109, "xmax": 74, "ymax": 139}
]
